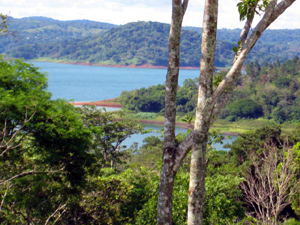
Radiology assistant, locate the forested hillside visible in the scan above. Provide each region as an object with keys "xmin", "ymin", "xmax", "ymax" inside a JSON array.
[
  {"xmin": 2, "ymin": 59, "xmax": 300, "ymax": 224},
  {"xmin": 3, "ymin": 17, "xmax": 300, "ymax": 67},
  {"xmin": 5, "ymin": 21, "xmax": 235, "ymax": 67},
  {"xmin": 119, "ymin": 56, "xmax": 300, "ymax": 124},
  {"xmin": 0, "ymin": 16, "xmax": 116, "ymax": 53}
]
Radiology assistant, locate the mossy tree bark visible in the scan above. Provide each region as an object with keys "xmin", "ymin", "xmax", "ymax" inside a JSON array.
[
  {"xmin": 188, "ymin": 1, "xmax": 218, "ymax": 224},
  {"xmin": 157, "ymin": 1, "xmax": 189, "ymax": 224}
]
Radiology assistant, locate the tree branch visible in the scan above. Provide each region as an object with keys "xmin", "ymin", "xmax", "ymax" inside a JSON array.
[
  {"xmin": 1, "ymin": 105, "xmax": 37, "ymax": 157},
  {"xmin": 0, "ymin": 170, "xmax": 63, "ymax": 184},
  {"xmin": 0, "ymin": 182, "xmax": 11, "ymax": 212},
  {"xmin": 45, "ymin": 203, "xmax": 67, "ymax": 225}
]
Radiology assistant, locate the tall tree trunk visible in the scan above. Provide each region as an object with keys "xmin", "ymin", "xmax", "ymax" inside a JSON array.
[
  {"xmin": 157, "ymin": 1, "xmax": 188, "ymax": 224},
  {"xmin": 158, "ymin": 0, "xmax": 296, "ymax": 224},
  {"xmin": 188, "ymin": 0, "xmax": 218, "ymax": 224}
]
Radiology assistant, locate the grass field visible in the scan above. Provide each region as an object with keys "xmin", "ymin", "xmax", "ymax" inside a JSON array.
[{"xmin": 123, "ymin": 112, "xmax": 297, "ymax": 135}]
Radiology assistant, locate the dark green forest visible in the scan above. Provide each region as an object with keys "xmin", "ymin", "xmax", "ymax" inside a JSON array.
[
  {"xmin": 4, "ymin": 21, "xmax": 234, "ymax": 67},
  {"xmin": 2, "ymin": 17, "xmax": 300, "ymax": 67},
  {"xmin": 119, "ymin": 56, "xmax": 300, "ymax": 124},
  {"xmin": 0, "ymin": 16, "xmax": 116, "ymax": 54},
  {"xmin": 1, "ymin": 59, "xmax": 300, "ymax": 224}
]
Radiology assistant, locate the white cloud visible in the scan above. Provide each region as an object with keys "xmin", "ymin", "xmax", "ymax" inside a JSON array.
[{"xmin": 2, "ymin": 0, "xmax": 300, "ymax": 29}]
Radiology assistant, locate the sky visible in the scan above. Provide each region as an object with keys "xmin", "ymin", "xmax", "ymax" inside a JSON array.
[{"xmin": 1, "ymin": 0, "xmax": 300, "ymax": 29}]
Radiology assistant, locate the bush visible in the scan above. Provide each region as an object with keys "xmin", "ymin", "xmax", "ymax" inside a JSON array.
[
  {"xmin": 283, "ymin": 219, "xmax": 300, "ymax": 225},
  {"xmin": 227, "ymin": 99, "xmax": 263, "ymax": 120},
  {"xmin": 275, "ymin": 77, "xmax": 292, "ymax": 88}
]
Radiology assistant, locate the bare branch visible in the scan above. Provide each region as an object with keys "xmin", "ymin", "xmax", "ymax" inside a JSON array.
[
  {"xmin": 182, "ymin": 0, "xmax": 189, "ymax": 15},
  {"xmin": 241, "ymin": 143, "xmax": 300, "ymax": 223},
  {"xmin": 0, "ymin": 182, "xmax": 11, "ymax": 212},
  {"xmin": 0, "ymin": 170, "xmax": 63, "ymax": 185},
  {"xmin": 0, "ymin": 105, "xmax": 37, "ymax": 157},
  {"xmin": 267, "ymin": 0, "xmax": 297, "ymax": 27},
  {"xmin": 45, "ymin": 203, "xmax": 67, "ymax": 225},
  {"xmin": 239, "ymin": 1, "xmax": 257, "ymax": 44}
]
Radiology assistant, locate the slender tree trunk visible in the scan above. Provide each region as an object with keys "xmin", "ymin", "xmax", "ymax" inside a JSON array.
[
  {"xmin": 158, "ymin": 1, "xmax": 188, "ymax": 224},
  {"xmin": 188, "ymin": 0, "xmax": 218, "ymax": 224}
]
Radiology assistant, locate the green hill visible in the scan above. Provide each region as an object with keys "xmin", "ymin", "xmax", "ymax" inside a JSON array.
[
  {"xmin": 3, "ymin": 17, "xmax": 300, "ymax": 67},
  {"xmin": 0, "ymin": 16, "xmax": 117, "ymax": 53},
  {"xmin": 5, "ymin": 21, "xmax": 235, "ymax": 67}
]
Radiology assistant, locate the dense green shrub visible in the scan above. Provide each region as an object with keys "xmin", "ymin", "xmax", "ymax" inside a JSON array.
[
  {"xmin": 227, "ymin": 99, "xmax": 263, "ymax": 121},
  {"xmin": 275, "ymin": 77, "xmax": 292, "ymax": 88}
]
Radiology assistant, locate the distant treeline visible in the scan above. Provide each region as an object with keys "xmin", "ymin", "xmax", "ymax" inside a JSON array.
[
  {"xmin": 2, "ymin": 17, "xmax": 300, "ymax": 67},
  {"xmin": 119, "ymin": 56, "xmax": 300, "ymax": 124}
]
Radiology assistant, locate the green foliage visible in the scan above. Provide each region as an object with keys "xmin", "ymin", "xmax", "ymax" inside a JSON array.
[
  {"xmin": 227, "ymin": 99, "xmax": 263, "ymax": 121},
  {"xmin": 213, "ymin": 73, "xmax": 224, "ymax": 87},
  {"xmin": 181, "ymin": 113, "xmax": 193, "ymax": 125},
  {"xmin": 134, "ymin": 170, "xmax": 245, "ymax": 225},
  {"xmin": 221, "ymin": 56, "xmax": 300, "ymax": 124},
  {"xmin": 77, "ymin": 105, "xmax": 144, "ymax": 169},
  {"xmin": 134, "ymin": 112, "xmax": 158, "ymax": 119},
  {"xmin": 128, "ymin": 135, "xmax": 163, "ymax": 169},
  {"xmin": 204, "ymin": 175, "xmax": 245, "ymax": 224},
  {"xmin": 229, "ymin": 125, "xmax": 282, "ymax": 166},
  {"xmin": 73, "ymin": 169, "xmax": 134, "ymax": 224},
  {"xmin": 3, "ymin": 18, "xmax": 300, "ymax": 67},
  {"xmin": 237, "ymin": 0, "xmax": 269, "ymax": 21},
  {"xmin": 4, "ymin": 20, "xmax": 233, "ymax": 67},
  {"xmin": 275, "ymin": 76, "xmax": 292, "ymax": 88},
  {"xmin": 232, "ymin": 41, "xmax": 241, "ymax": 55},
  {"xmin": 120, "ymin": 78, "xmax": 199, "ymax": 114},
  {"xmin": 0, "ymin": 14, "xmax": 8, "ymax": 36},
  {"xmin": 120, "ymin": 84, "xmax": 165, "ymax": 112},
  {"xmin": 0, "ymin": 16, "xmax": 116, "ymax": 54},
  {"xmin": 0, "ymin": 59, "xmax": 93, "ymax": 223},
  {"xmin": 283, "ymin": 219, "xmax": 300, "ymax": 225},
  {"xmin": 0, "ymin": 59, "xmax": 155, "ymax": 223}
]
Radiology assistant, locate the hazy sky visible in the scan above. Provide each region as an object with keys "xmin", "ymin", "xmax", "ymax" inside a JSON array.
[{"xmin": 2, "ymin": 0, "xmax": 300, "ymax": 29}]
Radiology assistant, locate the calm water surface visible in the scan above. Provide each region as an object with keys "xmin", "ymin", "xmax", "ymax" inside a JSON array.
[
  {"xmin": 31, "ymin": 62, "xmax": 235, "ymax": 150},
  {"xmin": 122, "ymin": 124, "xmax": 237, "ymax": 151},
  {"xmin": 31, "ymin": 61, "xmax": 200, "ymax": 102}
]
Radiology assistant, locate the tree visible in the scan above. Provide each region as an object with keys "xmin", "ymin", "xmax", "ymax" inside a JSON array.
[
  {"xmin": 241, "ymin": 142, "xmax": 300, "ymax": 224},
  {"xmin": 77, "ymin": 105, "xmax": 144, "ymax": 169},
  {"xmin": 158, "ymin": 0, "xmax": 297, "ymax": 224},
  {"xmin": 0, "ymin": 59, "xmax": 93, "ymax": 223},
  {"xmin": 228, "ymin": 99, "xmax": 264, "ymax": 120}
]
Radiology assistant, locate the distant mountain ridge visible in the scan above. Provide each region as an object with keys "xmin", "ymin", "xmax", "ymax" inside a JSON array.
[
  {"xmin": 2, "ymin": 17, "xmax": 300, "ymax": 67},
  {"xmin": 0, "ymin": 16, "xmax": 117, "ymax": 53}
]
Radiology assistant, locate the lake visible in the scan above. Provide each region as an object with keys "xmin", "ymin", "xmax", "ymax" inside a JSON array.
[
  {"xmin": 31, "ymin": 61, "xmax": 200, "ymax": 102},
  {"xmin": 121, "ymin": 124, "xmax": 236, "ymax": 151},
  {"xmin": 30, "ymin": 61, "xmax": 236, "ymax": 150}
]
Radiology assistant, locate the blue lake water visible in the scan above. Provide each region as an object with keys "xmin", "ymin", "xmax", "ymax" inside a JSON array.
[
  {"xmin": 121, "ymin": 124, "xmax": 237, "ymax": 151},
  {"xmin": 31, "ymin": 61, "xmax": 200, "ymax": 102},
  {"xmin": 30, "ymin": 62, "xmax": 236, "ymax": 150}
]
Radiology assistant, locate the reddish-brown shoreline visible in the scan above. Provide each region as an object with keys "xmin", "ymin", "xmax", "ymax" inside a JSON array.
[
  {"xmin": 71, "ymin": 99, "xmax": 122, "ymax": 108},
  {"xmin": 29, "ymin": 59, "xmax": 199, "ymax": 70}
]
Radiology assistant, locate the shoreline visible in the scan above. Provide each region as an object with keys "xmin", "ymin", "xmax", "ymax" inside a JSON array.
[
  {"xmin": 28, "ymin": 59, "xmax": 199, "ymax": 70},
  {"xmin": 71, "ymin": 99, "xmax": 122, "ymax": 108}
]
